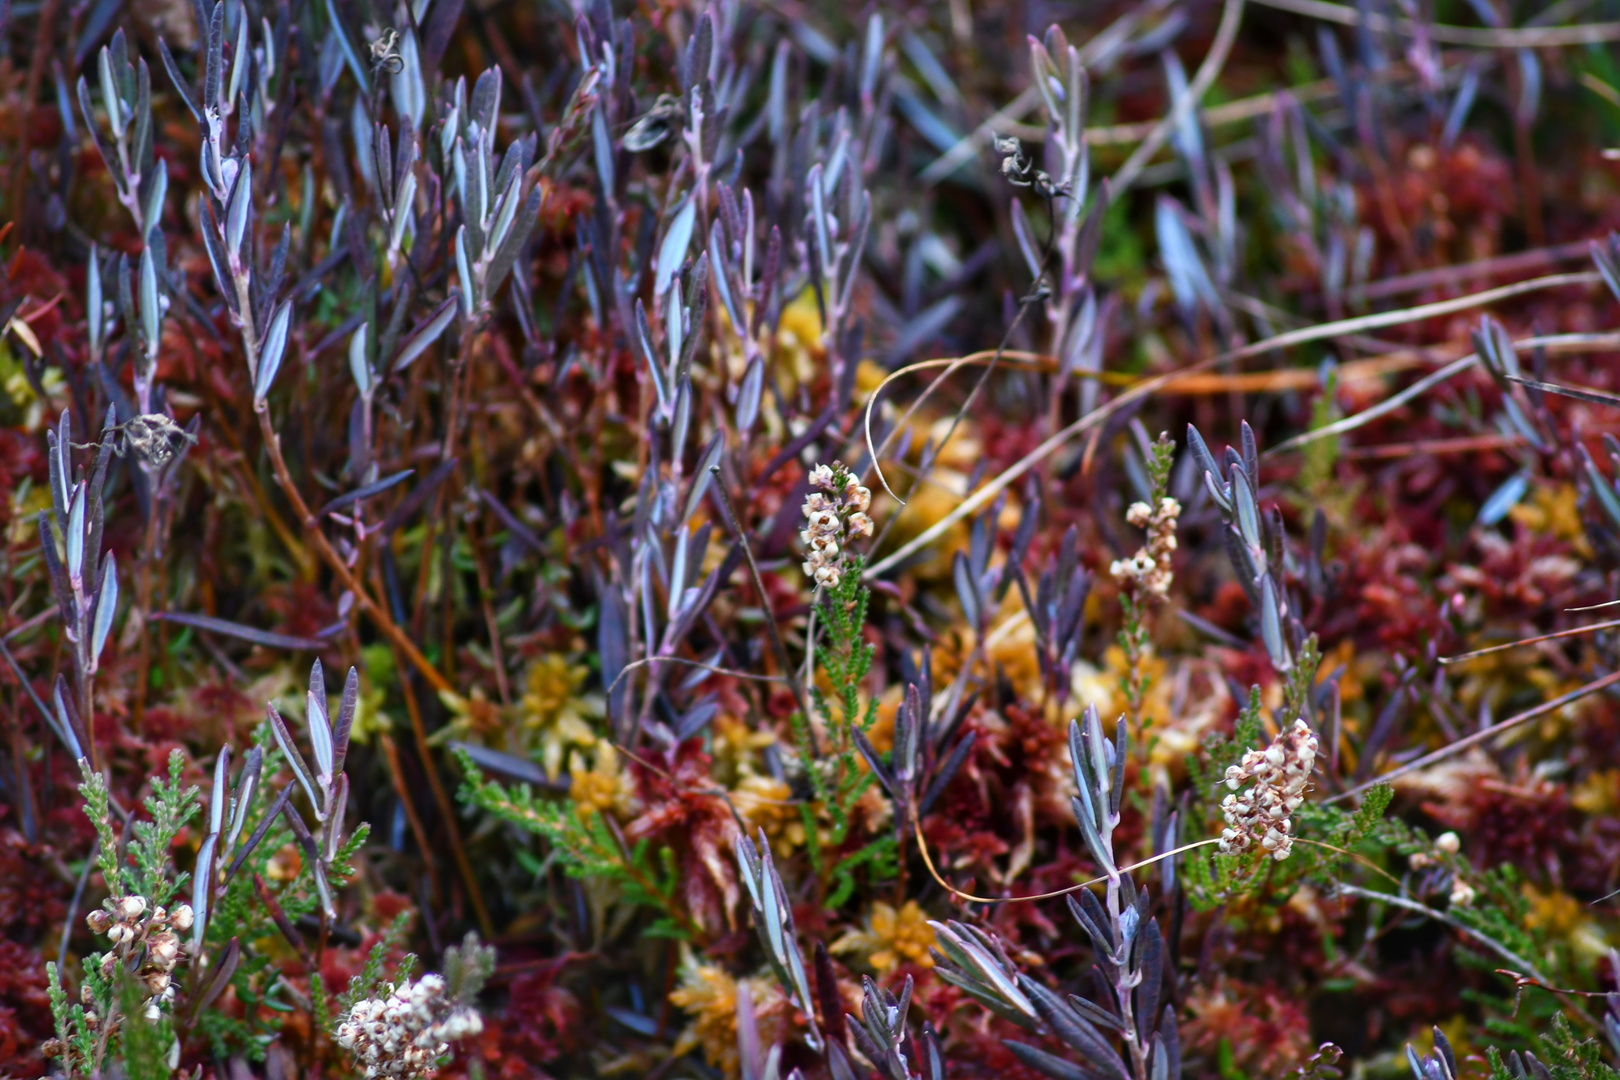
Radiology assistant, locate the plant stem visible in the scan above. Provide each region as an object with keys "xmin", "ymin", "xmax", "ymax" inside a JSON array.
[
  {"xmin": 254, "ymin": 404, "xmax": 449, "ymax": 694},
  {"xmin": 386, "ymin": 637, "xmax": 495, "ymax": 939}
]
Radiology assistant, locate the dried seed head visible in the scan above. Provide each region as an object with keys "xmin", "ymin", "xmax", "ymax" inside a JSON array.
[
  {"xmin": 148, "ymin": 930, "xmax": 180, "ymax": 970},
  {"xmin": 1218, "ymin": 719, "xmax": 1318, "ymax": 861},
  {"xmin": 112, "ymin": 414, "xmax": 198, "ymax": 469}
]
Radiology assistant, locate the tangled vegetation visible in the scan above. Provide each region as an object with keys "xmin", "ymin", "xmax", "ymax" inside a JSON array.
[{"xmin": 7, "ymin": 0, "xmax": 1620, "ymax": 1077}]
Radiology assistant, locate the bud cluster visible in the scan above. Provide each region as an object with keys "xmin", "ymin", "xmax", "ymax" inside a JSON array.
[
  {"xmin": 1219, "ymin": 719, "xmax": 1318, "ymax": 861},
  {"xmin": 83, "ymin": 896, "xmax": 194, "ymax": 1022},
  {"xmin": 1110, "ymin": 497, "xmax": 1181, "ymax": 601},
  {"xmin": 336, "ymin": 973, "xmax": 484, "ymax": 1079},
  {"xmin": 801, "ymin": 462, "xmax": 873, "ymax": 590}
]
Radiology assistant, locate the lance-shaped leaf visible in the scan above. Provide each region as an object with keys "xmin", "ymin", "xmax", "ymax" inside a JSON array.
[
  {"xmin": 227, "ymin": 747, "xmax": 261, "ymax": 854},
  {"xmin": 851, "ymin": 723, "xmax": 896, "ymax": 798},
  {"xmin": 65, "ymin": 486, "xmax": 86, "ymax": 583},
  {"xmin": 307, "ymin": 658, "xmax": 333, "ymax": 790},
  {"xmin": 331, "ymin": 666, "xmax": 358, "ymax": 778},
  {"xmin": 143, "ymin": 159, "xmax": 168, "ymax": 243},
  {"xmin": 225, "ymin": 157, "xmax": 252, "ymax": 261},
  {"xmin": 736, "ymin": 355, "xmax": 764, "ymax": 433},
  {"xmin": 349, "ymin": 321, "xmax": 371, "ymax": 394},
  {"xmin": 210, "ymin": 744, "xmax": 231, "ymax": 836},
  {"xmin": 929, "ymin": 920, "xmax": 1037, "ymax": 1022},
  {"xmin": 486, "ymin": 186, "xmax": 540, "ymax": 299},
  {"xmin": 323, "ymin": 771, "xmax": 349, "ymax": 860},
  {"xmin": 456, "ymin": 226, "xmax": 475, "ymax": 312},
  {"xmin": 227, "ymin": 784, "xmax": 290, "ymax": 882},
  {"xmin": 656, "ymin": 197, "xmax": 697, "ymax": 299},
  {"xmin": 684, "ymin": 433, "xmax": 724, "ymax": 522},
  {"xmin": 392, "ymin": 297, "xmax": 457, "ymax": 373},
  {"xmin": 152, "ymin": 611, "xmax": 324, "ymax": 650},
  {"xmin": 1005, "ymin": 1039, "xmax": 1108, "ymax": 1080},
  {"xmin": 323, "ymin": 0, "xmax": 369, "ymax": 93},
  {"xmin": 318, "ymin": 470, "xmax": 413, "ymax": 518},
  {"xmin": 1134, "ymin": 920, "xmax": 1165, "ymax": 1043},
  {"xmin": 87, "ymin": 247, "xmax": 105, "ymax": 355},
  {"xmin": 919, "ymin": 731, "xmax": 974, "ymax": 814},
  {"xmin": 191, "ymin": 831, "xmax": 217, "ymax": 949},
  {"xmin": 1020, "ymin": 975, "xmax": 1130, "ymax": 1080},
  {"xmin": 1260, "ymin": 574, "xmax": 1293, "ymax": 673},
  {"xmin": 255, "ymin": 300, "xmax": 292, "ymax": 401},
  {"xmin": 634, "ymin": 299, "xmax": 670, "ymax": 410},
  {"xmin": 266, "ymin": 702, "xmax": 320, "ymax": 812},
  {"xmin": 90, "ymin": 553, "xmax": 118, "ymax": 667},
  {"xmin": 189, "ymin": 937, "xmax": 240, "ymax": 1021}
]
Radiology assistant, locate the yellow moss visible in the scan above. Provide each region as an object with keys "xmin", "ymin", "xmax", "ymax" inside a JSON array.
[
  {"xmin": 1522, "ymin": 883, "xmax": 1611, "ymax": 961},
  {"xmin": 731, "ymin": 774, "xmax": 804, "ymax": 856},
  {"xmin": 1510, "ymin": 482, "xmax": 1592, "ymax": 556},
  {"xmin": 669, "ymin": 961, "xmax": 782, "ymax": 1079},
  {"xmin": 710, "ymin": 713, "xmax": 777, "ymax": 785},
  {"xmin": 832, "ymin": 900, "xmax": 936, "ymax": 973},
  {"xmin": 521, "ymin": 654, "xmax": 605, "ymax": 782},
  {"xmin": 1573, "ymin": 769, "xmax": 1620, "ymax": 816},
  {"xmin": 569, "ymin": 744, "xmax": 631, "ymax": 819},
  {"xmin": 1070, "ymin": 644, "xmax": 1170, "ymax": 726}
]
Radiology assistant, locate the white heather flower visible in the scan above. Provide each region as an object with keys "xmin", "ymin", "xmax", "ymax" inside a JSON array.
[
  {"xmin": 170, "ymin": 904, "xmax": 194, "ymax": 932},
  {"xmin": 1218, "ymin": 719, "xmax": 1318, "ymax": 861},
  {"xmin": 148, "ymin": 930, "xmax": 180, "ymax": 969},
  {"xmin": 843, "ymin": 478, "xmax": 872, "ymax": 512},
  {"xmin": 117, "ymin": 895, "xmax": 148, "ymax": 921},
  {"xmin": 1436, "ymin": 831, "xmax": 1460, "ymax": 855},
  {"xmin": 108, "ymin": 923, "xmax": 134, "ymax": 946},
  {"xmin": 1112, "ymin": 496, "xmax": 1182, "ymax": 600},
  {"xmin": 337, "ymin": 974, "xmax": 483, "ymax": 1079},
  {"xmin": 800, "ymin": 462, "xmax": 873, "ymax": 590},
  {"xmin": 1449, "ymin": 878, "xmax": 1476, "ymax": 907}
]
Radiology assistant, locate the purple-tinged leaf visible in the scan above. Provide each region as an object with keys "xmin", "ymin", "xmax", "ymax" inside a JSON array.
[
  {"xmin": 451, "ymin": 740, "xmax": 569, "ymax": 791},
  {"xmin": 153, "ymin": 611, "xmax": 324, "ymax": 650},
  {"xmin": 317, "ymin": 469, "xmax": 414, "ymax": 518},
  {"xmin": 266, "ymin": 702, "xmax": 320, "ymax": 813},
  {"xmin": 191, "ymin": 832, "xmax": 217, "ymax": 949},
  {"xmin": 379, "ymin": 457, "xmax": 457, "ymax": 535},
  {"xmin": 391, "ymin": 296, "xmax": 457, "ymax": 373}
]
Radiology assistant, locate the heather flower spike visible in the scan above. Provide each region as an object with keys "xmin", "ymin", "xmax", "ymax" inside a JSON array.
[
  {"xmin": 801, "ymin": 462, "xmax": 872, "ymax": 590},
  {"xmin": 1219, "ymin": 719, "xmax": 1319, "ymax": 860}
]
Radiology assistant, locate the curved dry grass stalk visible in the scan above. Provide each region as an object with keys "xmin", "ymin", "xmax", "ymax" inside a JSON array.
[
  {"xmin": 1267, "ymin": 331, "xmax": 1620, "ymax": 457},
  {"xmin": 1109, "ymin": 0, "xmax": 1247, "ymax": 202},
  {"xmin": 1326, "ymin": 668, "xmax": 1620, "ymax": 805},
  {"xmin": 864, "ymin": 272, "xmax": 1601, "ymax": 580},
  {"xmin": 1439, "ymin": 618, "xmax": 1620, "ymax": 665},
  {"xmin": 1252, "ymin": 0, "xmax": 1620, "ymax": 47}
]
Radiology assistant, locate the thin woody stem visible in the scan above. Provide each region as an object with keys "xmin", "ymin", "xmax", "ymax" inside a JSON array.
[{"xmin": 254, "ymin": 404, "xmax": 450, "ymax": 695}]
